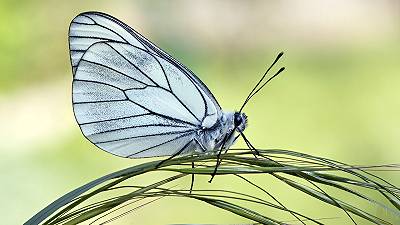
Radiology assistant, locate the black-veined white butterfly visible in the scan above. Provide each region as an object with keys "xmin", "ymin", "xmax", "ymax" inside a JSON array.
[{"xmin": 69, "ymin": 11, "xmax": 284, "ymax": 164}]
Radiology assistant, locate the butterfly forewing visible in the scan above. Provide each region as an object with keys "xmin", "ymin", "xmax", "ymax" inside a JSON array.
[{"xmin": 69, "ymin": 12, "xmax": 221, "ymax": 157}]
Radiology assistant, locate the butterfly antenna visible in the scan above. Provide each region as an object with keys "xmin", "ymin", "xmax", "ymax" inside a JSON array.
[
  {"xmin": 210, "ymin": 53, "xmax": 284, "ymax": 182},
  {"xmin": 239, "ymin": 52, "xmax": 285, "ymax": 113}
]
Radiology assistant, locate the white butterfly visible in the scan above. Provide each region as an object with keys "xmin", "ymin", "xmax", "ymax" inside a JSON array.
[{"xmin": 69, "ymin": 12, "xmax": 283, "ymax": 159}]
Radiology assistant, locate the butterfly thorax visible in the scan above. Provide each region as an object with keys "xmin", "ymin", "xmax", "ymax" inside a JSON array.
[{"xmin": 195, "ymin": 111, "xmax": 247, "ymax": 153}]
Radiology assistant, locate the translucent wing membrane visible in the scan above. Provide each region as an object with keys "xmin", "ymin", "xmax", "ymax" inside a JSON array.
[{"xmin": 69, "ymin": 12, "xmax": 221, "ymax": 157}]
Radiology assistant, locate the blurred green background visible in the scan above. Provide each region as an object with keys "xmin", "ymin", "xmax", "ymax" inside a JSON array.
[{"xmin": 1, "ymin": 1, "xmax": 399, "ymax": 224}]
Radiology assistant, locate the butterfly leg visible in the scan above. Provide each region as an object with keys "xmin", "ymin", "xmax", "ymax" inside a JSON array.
[
  {"xmin": 189, "ymin": 161, "xmax": 195, "ymax": 194},
  {"xmin": 209, "ymin": 130, "xmax": 233, "ymax": 183},
  {"xmin": 188, "ymin": 138, "xmax": 209, "ymax": 194},
  {"xmin": 193, "ymin": 137, "xmax": 207, "ymax": 152},
  {"xmin": 239, "ymin": 131, "xmax": 260, "ymax": 158}
]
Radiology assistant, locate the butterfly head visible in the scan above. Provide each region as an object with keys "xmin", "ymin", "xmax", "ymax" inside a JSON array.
[{"xmin": 233, "ymin": 111, "xmax": 247, "ymax": 132}]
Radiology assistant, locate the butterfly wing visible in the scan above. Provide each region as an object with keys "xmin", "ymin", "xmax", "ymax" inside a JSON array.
[
  {"xmin": 69, "ymin": 12, "xmax": 220, "ymax": 158},
  {"xmin": 69, "ymin": 12, "xmax": 221, "ymax": 115}
]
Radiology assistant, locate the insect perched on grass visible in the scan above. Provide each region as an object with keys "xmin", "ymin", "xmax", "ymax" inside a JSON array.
[{"xmin": 69, "ymin": 11, "xmax": 284, "ymax": 180}]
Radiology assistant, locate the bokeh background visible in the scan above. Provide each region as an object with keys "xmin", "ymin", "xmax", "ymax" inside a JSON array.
[{"xmin": 1, "ymin": 0, "xmax": 399, "ymax": 224}]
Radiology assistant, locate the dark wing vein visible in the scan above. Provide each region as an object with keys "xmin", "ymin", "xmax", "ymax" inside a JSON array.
[
  {"xmin": 78, "ymin": 59, "xmax": 153, "ymax": 87},
  {"xmin": 69, "ymin": 35, "xmax": 117, "ymax": 42},
  {"xmin": 73, "ymin": 99, "xmax": 128, "ymax": 105},
  {"xmin": 127, "ymin": 132, "xmax": 194, "ymax": 157},
  {"xmin": 89, "ymin": 123, "xmax": 191, "ymax": 136},
  {"xmin": 148, "ymin": 51, "xmax": 172, "ymax": 91},
  {"xmin": 91, "ymin": 19, "xmax": 131, "ymax": 45},
  {"xmin": 94, "ymin": 129, "xmax": 195, "ymax": 144},
  {"xmin": 71, "ymin": 49, "xmax": 87, "ymax": 53},
  {"xmin": 125, "ymin": 99, "xmax": 198, "ymax": 127},
  {"xmin": 82, "ymin": 15, "xmax": 96, "ymax": 23},
  {"xmin": 79, "ymin": 113, "xmax": 152, "ymax": 125},
  {"xmin": 74, "ymin": 79, "xmax": 124, "ymax": 91}
]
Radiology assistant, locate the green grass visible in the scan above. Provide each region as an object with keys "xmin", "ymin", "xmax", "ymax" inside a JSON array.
[{"xmin": 25, "ymin": 149, "xmax": 399, "ymax": 225}]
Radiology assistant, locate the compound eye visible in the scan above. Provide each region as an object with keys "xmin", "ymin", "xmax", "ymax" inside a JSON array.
[{"xmin": 234, "ymin": 113, "xmax": 242, "ymax": 127}]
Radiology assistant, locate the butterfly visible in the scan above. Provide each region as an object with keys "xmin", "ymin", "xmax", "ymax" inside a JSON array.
[{"xmin": 69, "ymin": 11, "xmax": 284, "ymax": 164}]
